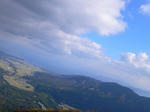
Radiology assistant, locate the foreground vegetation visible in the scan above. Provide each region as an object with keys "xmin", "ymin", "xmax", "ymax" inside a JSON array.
[{"xmin": 12, "ymin": 109, "xmax": 99, "ymax": 112}]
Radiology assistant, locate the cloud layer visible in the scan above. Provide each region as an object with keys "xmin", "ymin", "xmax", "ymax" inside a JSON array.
[
  {"xmin": 2, "ymin": 0, "xmax": 150, "ymax": 94},
  {"xmin": 0, "ymin": 0, "xmax": 127, "ymax": 60},
  {"xmin": 141, "ymin": 3, "xmax": 150, "ymax": 15},
  {"xmin": 14, "ymin": 0, "xmax": 127, "ymax": 35}
]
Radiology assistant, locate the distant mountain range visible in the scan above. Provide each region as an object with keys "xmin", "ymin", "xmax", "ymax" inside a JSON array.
[{"xmin": 1, "ymin": 51, "xmax": 150, "ymax": 112}]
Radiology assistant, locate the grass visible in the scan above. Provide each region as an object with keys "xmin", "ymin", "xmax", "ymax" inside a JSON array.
[
  {"xmin": 3, "ymin": 75, "xmax": 34, "ymax": 92},
  {"xmin": 0, "ymin": 57, "xmax": 43, "ymax": 92},
  {"xmin": 7, "ymin": 59, "xmax": 42, "ymax": 76},
  {"xmin": 0, "ymin": 60, "xmax": 14, "ymax": 73}
]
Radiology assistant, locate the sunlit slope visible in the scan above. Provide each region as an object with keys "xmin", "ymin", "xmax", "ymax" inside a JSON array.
[
  {"xmin": 1, "ymin": 51, "xmax": 150, "ymax": 112},
  {"xmin": 0, "ymin": 51, "xmax": 42, "ymax": 91},
  {"xmin": 0, "ymin": 52, "xmax": 58, "ymax": 112}
]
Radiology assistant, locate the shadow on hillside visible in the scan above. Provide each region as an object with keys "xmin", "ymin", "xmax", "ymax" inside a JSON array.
[{"xmin": 12, "ymin": 109, "xmax": 105, "ymax": 112}]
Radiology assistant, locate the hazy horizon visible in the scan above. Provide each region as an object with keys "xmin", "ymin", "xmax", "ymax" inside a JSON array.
[{"xmin": 1, "ymin": 0, "xmax": 150, "ymax": 97}]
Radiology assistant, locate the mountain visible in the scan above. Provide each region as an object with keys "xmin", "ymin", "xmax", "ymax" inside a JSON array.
[
  {"xmin": 1, "ymin": 51, "xmax": 150, "ymax": 112},
  {"xmin": 0, "ymin": 51, "xmax": 58, "ymax": 112}
]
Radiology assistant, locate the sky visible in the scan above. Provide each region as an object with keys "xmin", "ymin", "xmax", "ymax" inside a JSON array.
[{"xmin": 1, "ymin": 0, "xmax": 150, "ymax": 96}]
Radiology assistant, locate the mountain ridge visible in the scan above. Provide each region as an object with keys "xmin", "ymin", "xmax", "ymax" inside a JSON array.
[{"xmin": 1, "ymin": 51, "xmax": 150, "ymax": 112}]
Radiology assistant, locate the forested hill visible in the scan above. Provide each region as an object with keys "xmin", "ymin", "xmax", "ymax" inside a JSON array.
[{"xmin": 1, "ymin": 51, "xmax": 150, "ymax": 112}]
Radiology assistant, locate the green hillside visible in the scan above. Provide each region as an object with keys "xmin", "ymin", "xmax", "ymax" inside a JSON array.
[
  {"xmin": 0, "ymin": 52, "xmax": 58, "ymax": 112},
  {"xmin": 1, "ymin": 51, "xmax": 150, "ymax": 112}
]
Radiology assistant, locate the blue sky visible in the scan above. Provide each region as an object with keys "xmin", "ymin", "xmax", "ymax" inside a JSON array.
[
  {"xmin": 1, "ymin": 0, "xmax": 150, "ymax": 96},
  {"xmin": 82, "ymin": 0, "xmax": 150, "ymax": 59}
]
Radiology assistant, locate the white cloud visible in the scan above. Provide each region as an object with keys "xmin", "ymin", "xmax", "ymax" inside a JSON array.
[
  {"xmin": 0, "ymin": 29, "xmax": 104, "ymax": 60},
  {"xmin": 121, "ymin": 52, "xmax": 150, "ymax": 72},
  {"xmin": 1, "ymin": 0, "xmax": 127, "ymax": 59},
  {"xmin": 140, "ymin": 3, "xmax": 150, "ymax": 15},
  {"xmin": 3, "ymin": 0, "xmax": 150, "ymax": 94},
  {"xmin": 0, "ymin": 0, "xmax": 127, "ymax": 36},
  {"xmin": 44, "ymin": 0, "xmax": 127, "ymax": 35}
]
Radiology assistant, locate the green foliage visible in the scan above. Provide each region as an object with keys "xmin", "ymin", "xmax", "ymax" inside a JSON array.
[
  {"xmin": 13, "ymin": 108, "xmax": 83, "ymax": 112},
  {"xmin": 1, "ymin": 51, "xmax": 150, "ymax": 112},
  {"xmin": 0, "ymin": 52, "xmax": 42, "ymax": 92},
  {"xmin": 3, "ymin": 75, "xmax": 34, "ymax": 91},
  {"xmin": 26, "ymin": 72, "xmax": 150, "ymax": 112},
  {"xmin": 0, "ymin": 52, "xmax": 58, "ymax": 112}
]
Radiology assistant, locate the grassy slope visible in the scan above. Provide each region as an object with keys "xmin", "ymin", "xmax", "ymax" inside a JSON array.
[
  {"xmin": 0, "ymin": 52, "xmax": 58, "ymax": 112},
  {"xmin": 26, "ymin": 72, "xmax": 150, "ymax": 112},
  {"xmin": 0, "ymin": 68, "xmax": 39, "ymax": 112},
  {"xmin": 1, "ymin": 51, "xmax": 150, "ymax": 112}
]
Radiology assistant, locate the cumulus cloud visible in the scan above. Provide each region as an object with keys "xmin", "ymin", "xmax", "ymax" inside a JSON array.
[
  {"xmin": 2, "ymin": 0, "xmax": 150, "ymax": 94},
  {"xmin": 0, "ymin": 0, "xmax": 127, "ymax": 59},
  {"xmin": 13, "ymin": 0, "xmax": 127, "ymax": 35},
  {"xmin": 140, "ymin": 3, "xmax": 150, "ymax": 15},
  {"xmin": 121, "ymin": 52, "xmax": 150, "ymax": 71},
  {"xmin": 0, "ymin": 0, "xmax": 127, "ymax": 35}
]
